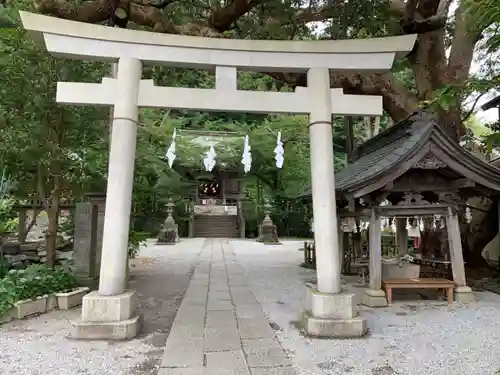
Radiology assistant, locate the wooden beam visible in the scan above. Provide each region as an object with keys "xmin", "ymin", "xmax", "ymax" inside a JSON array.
[
  {"xmin": 378, "ymin": 204, "xmax": 449, "ymax": 217},
  {"xmin": 382, "ymin": 178, "xmax": 475, "ymax": 192}
]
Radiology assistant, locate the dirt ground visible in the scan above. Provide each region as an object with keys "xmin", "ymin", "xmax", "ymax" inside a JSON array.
[{"xmin": 124, "ymin": 239, "xmax": 205, "ymax": 374}]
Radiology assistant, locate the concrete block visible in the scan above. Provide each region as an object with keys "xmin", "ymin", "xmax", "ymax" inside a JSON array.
[
  {"xmin": 300, "ymin": 310, "xmax": 367, "ymax": 338},
  {"xmin": 362, "ymin": 289, "xmax": 388, "ymax": 307},
  {"xmin": 71, "ymin": 315, "xmax": 141, "ymax": 340},
  {"xmin": 306, "ymin": 286, "xmax": 356, "ymax": 319},
  {"xmin": 55, "ymin": 287, "xmax": 90, "ymax": 310},
  {"xmin": 81, "ymin": 290, "xmax": 136, "ymax": 322},
  {"xmin": 15, "ymin": 296, "xmax": 47, "ymax": 319},
  {"xmin": 454, "ymin": 286, "xmax": 476, "ymax": 303},
  {"xmin": 242, "ymin": 338, "xmax": 291, "ymax": 367}
]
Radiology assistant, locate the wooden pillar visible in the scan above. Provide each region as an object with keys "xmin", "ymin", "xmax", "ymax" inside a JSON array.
[
  {"xmin": 396, "ymin": 218, "xmax": 408, "ymax": 256},
  {"xmin": 445, "ymin": 206, "xmax": 475, "ymax": 302},
  {"xmin": 221, "ymin": 174, "xmax": 226, "ymax": 204},
  {"xmin": 337, "ymin": 218, "xmax": 343, "ymax": 272},
  {"xmin": 344, "ymin": 116, "xmax": 355, "ymax": 163},
  {"xmin": 497, "ymin": 199, "xmax": 500, "ymax": 274},
  {"xmin": 445, "ymin": 207, "xmax": 466, "ymax": 286},
  {"xmin": 18, "ymin": 209, "xmax": 27, "ymax": 244},
  {"xmin": 362, "ymin": 207, "xmax": 388, "ymax": 307},
  {"xmin": 238, "ymin": 200, "xmax": 245, "ymax": 238},
  {"xmin": 368, "ymin": 208, "xmax": 382, "ymax": 290}
]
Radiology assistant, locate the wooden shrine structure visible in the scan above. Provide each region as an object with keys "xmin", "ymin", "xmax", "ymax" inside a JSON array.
[{"xmin": 303, "ymin": 111, "xmax": 500, "ymax": 305}]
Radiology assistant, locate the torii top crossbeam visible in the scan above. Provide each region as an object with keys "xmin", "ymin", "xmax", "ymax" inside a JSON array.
[{"xmin": 20, "ymin": 11, "xmax": 416, "ymax": 73}]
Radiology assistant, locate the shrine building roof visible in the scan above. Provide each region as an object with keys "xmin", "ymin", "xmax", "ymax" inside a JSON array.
[{"xmin": 302, "ymin": 111, "xmax": 500, "ymax": 199}]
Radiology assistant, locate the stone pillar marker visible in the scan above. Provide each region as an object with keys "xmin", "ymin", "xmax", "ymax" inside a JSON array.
[
  {"xmin": 258, "ymin": 202, "xmax": 279, "ymax": 244},
  {"xmin": 300, "ymin": 68, "xmax": 367, "ymax": 338},
  {"xmin": 157, "ymin": 198, "xmax": 179, "ymax": 244},
  {"xmin": 72, "ymin": 193, "xmax": 105, "ymax": 289},
  {"xmin": 72, "ymin": 57, "xmax": 142, "ymax": 340}
]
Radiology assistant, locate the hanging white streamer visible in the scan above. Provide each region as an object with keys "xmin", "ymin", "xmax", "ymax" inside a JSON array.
[
  {"xmin": 203, "ymin": 144, "xmax": 217, "ymax": 172},
  {"xmin": 241, "ymin": 135, "xmax": 252, "ymax": 174},
  {"xmin": 274, "ymin": 131, "xmax": 284, "ymax": 168},
  {"xmin": 165, "ymin": 128, "xmax": 177, "ymax": 168}
]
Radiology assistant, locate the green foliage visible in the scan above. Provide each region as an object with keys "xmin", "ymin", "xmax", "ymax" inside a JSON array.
[
  {"xmin": 0, "ymin": 264, "xmax": 78, "ymax": 318},
  {"xmin": 0, "ymin": 8, "xmax": 110, "ymax": 203},
  {"xmin": 128, "ymin": 230, "xmax": 149, "ymax": 259},
  {"xmin": 465, "ymin": 0, "xmax": 500, "ymax": 53},
  {"xmin": 0, "ymin": 260, "xmax": 9, "ymax": 279}
]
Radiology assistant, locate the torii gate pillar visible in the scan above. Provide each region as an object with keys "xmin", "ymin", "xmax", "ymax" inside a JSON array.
[{"xmin": 20, "ymin": 11, "xmax": 416, "ymax": 340}]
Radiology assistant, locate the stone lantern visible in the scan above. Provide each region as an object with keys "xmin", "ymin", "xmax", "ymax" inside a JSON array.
[
  {"xmin": 157, "ymin": 198, "xmax": 179, "ymax": 244},
  {"xmin": 257, "ymin": 202, "xmax": 279, "ymax": 244}
]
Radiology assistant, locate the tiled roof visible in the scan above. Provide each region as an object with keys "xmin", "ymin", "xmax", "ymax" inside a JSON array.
[{"xmin": 300, "ymin": 110, "xmax": 500, "ymax": 198}]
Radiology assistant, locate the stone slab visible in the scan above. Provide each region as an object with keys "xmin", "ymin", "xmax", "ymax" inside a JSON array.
[
  {"xmin": 81, "ymin": 290, "xmax": 136, "ymax": 322},
  {"xmin": 250, "ymin": 368, "xmax": 297, "ymax": 375},
  {"xmin": 206, "ymin": 310, "xmax": 237, "ymax": 327},
  {"xmin": 207, "ymin": 300, "xmax": 234, "ymax": 311},
  {"xmin": 161, "ymin": 336, "xmax": 204, "ymax": 368},
  {"xmin": 238, "ymin": 318, "xmax": 275, "ymax": 339},
  {"xmin": 242, "ymin": 338, "xmax": 291, "ymax": 368},
  {"xmin": 168, "ymin": 321, "xmax": 205, "ymax": 339},
  {"xmin": 204, "ymin": 350, "xmax": 251, "ymax": 375},
  {"xmin": 71, "ymin": 315, "xmax": 141, "ymax": 340},
  {"xmin": 235, "ymin": 304, "xmax": 267, "ymax": 320},
  {"xmin": 301, "ymin": 310, "xmax": 367, "ymax": 338},
  {"xmin": 158, "ymin": 368, "xmax": 203, "ymax": 375},
  {"xmin": 204, "ymin": 326, "xmax": 242, "ymax": 351}
]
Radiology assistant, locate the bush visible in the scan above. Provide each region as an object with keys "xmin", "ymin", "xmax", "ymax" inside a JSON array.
[
  {"xmin": 0, "ymin": 260, "xmax": 8, "ymax": 279},
  {"xmin": 0, "ymin": 264, "xmax": 79, "ymax": 318}
]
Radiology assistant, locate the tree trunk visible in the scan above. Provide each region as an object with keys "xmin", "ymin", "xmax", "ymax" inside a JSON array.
[
  {"xmin": 45, "ymin": 175, "xmax": 62, "ymax": 268},
  {"xmin": 462, "ymin": 198, "xmax": 498, "ymax": 268},
  {"xmin": 19, "ymin": 209, "xmax": 42, "ymax": 244}
]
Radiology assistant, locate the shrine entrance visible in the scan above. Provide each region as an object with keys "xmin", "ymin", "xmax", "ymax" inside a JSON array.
[{"xmin": 20, "ymin": 11, "xmax": 416, "ymax": 340}]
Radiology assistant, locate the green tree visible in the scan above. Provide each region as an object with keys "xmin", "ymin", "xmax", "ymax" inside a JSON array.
[
  {"xmin": 0, "ymin": 9, "xmax": 109, "ymax": 265},
  {"xmin": 13, "ymin": 0, "xmax": 500, "ymax": 261}
]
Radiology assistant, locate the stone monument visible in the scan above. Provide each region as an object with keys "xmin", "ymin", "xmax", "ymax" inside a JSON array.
[
  {"xmin": 258, "ymin": 202, "xmax": 280, "ymax": 244},
  {"xmin": 157, "ymin": 198, "xmax": 179, "ymax": 244},
  {"xmin": 72, "ymin": 193, "xmax": 106, "ymax": 289}
]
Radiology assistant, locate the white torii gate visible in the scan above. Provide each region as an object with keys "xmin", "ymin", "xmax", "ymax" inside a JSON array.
[{"xmin": 20, "ymin": 11, "xmax": 416, "ymax": 339}]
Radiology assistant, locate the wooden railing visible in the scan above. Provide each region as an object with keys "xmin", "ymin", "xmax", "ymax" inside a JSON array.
[{"xmin": 303, "ymin": 241, "xmax": 316, "ymax": 266}]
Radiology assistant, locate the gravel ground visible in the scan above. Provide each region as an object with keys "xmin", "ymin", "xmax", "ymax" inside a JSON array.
[
  {"xmin": 0, "ymin": 238, "xmax": 206, "ymax": 375},
  {"xmin": 230, "ymin": 239, "xmax": 500, "ymax": 375}
]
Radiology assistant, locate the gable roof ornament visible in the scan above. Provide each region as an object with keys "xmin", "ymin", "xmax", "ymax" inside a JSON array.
[{"xmin": 413, "ymin": 152, "xmax": 447, "ymax": 169}]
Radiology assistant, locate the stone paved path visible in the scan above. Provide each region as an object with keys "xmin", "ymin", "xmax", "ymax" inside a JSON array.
[{"xmin": 158, "ymin": 239, "xmax": 296, "ymax": 375}]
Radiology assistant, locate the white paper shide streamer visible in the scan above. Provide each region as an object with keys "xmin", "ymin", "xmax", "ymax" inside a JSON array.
[
  {"xmin": 241, "ymin": 135, "xmax": 252, "ymax": 174},
  {"xmin": 274, "ymin": 131, "xmax": 284, "ymax": 168},
  {"xmin": 165, "ymin": 128, "xmax": 177, "ymax": 168},
  {"xmin": 203, "ymin": 144, "xmax": 217, "ymax": 172}
]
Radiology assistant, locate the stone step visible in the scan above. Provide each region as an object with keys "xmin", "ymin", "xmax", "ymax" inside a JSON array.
[{"xmin": 194, "ymin": 215, "xmax": 239, "ymax": 238}]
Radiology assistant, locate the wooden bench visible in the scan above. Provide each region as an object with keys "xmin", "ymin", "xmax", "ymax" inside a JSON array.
[{"xmin": 382, "ymin": 278, "xmax": 455, "ymax": 306}]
